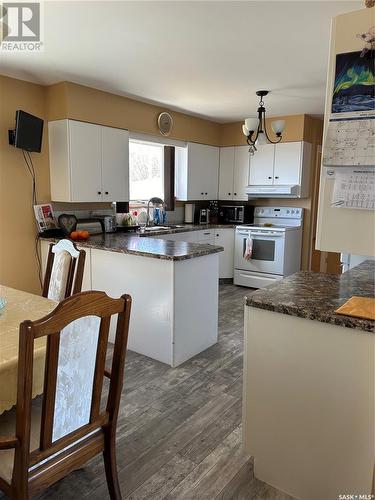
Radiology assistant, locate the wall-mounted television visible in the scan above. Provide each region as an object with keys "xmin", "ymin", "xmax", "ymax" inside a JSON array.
[{"xmin": 9, "ymin": 110, "xmax": 44, "ymax": 153}]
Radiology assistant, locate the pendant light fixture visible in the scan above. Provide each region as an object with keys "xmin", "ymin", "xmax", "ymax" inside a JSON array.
[{"xmin": 242, "ymin": 90, "xmax": 286, "ymax": 155}]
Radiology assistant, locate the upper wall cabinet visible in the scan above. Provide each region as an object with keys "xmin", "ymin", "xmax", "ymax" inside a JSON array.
[
  {"xmin": 219, "ymin": 146, "xmax": 250, "ymax": 201},
  {"xmin": 175, "ymin": 142, "xmax": 219, "ymax": 201},
  {"xmin": 48, "ymin": 119, "xmax": 129, "ymax": 202},
  {"xmin": 249, "ymin": 141, "xmax": 312, "ymax": 198}
]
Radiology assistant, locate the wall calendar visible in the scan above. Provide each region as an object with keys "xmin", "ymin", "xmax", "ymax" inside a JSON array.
[
  {"xmin": 323, "ymin": 117, "xmax": 375, "ymax": 167},
  {"xmin": 331, "ymin": 169, "xmax": 375, "ymax": 210},
  {"xmin": 323, "ymin": 49, "xmax": 375, "ymax": 168}
]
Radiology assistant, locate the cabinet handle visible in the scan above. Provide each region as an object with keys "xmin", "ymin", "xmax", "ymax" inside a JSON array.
[
  {"xmin": 275, "ymin": 176, "xmax": 279, "ymax": 179},
  {"xmin": 228, "ymin": 193, "xmax": 231, "ymax": 195},
  {"xmin": 105, "ymin": 191, "xmax": 109, "ymax": 195},
  {"xmin": 201, "ymin": 192, "xmax": 204, "ymax": 195},
  {"xmin": 268, "ymin": 176, "xmax": 272, "ymax": 179},
  {"xmin": 234, "ymin": 192, "xmax": 237, "ymax": 195},
  {"xmin": 97, "ymin": 191, "xmax": 102, "ymax": 195},
  {"xmin": 203, "ymin": 232, "xmax": 211, "ymax": 235}
]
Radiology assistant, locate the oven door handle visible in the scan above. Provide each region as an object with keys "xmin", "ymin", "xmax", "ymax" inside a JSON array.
[{"xmin": 250, "ymin": 232, "xmax": 284, "ymax": 238}]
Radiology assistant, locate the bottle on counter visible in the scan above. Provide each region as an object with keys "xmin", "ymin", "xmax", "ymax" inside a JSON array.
[{"xmin": 153, "ymin": 208, "xmax": 161, "ymax": 225}]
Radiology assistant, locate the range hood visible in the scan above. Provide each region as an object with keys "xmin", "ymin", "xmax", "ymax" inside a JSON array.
[{"xmin": 245, "ymin": 184, "xmax": 301, "ymax": 198}]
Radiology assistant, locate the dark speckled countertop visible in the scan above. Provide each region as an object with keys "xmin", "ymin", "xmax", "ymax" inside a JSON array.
[
  {"xmin": 137, "ymin": 224, "xmax": 235, "ymax": 237},
  {"xmin": 246, "ymin": 260, "xmax": 375, "ymax": 333},
  {"xmin": 40, "ymin": 233, "xmax": 223, "ymax": 261}
]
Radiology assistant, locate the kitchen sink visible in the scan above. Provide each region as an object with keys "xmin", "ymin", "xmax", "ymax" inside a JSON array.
[{"xmin": 143, "ymin": 225, "xmax": 185, "ymax": 232}]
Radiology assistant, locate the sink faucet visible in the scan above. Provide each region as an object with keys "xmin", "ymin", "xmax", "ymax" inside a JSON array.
[{"xmin": 146, "ymin": 197, "xmax": 165, "ymax": 226}]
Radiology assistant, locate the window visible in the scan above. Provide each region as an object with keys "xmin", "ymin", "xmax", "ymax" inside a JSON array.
[{"xmin": 129, "ymin": 141, "xmax": 164, "ymax": 202}]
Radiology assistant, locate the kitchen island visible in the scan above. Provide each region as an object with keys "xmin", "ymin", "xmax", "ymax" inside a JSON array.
[
  {"xmin": 243, "ymin": 261, "xmax": 374, "ymax": 500},
  {"xmin": 40, "ymin": 233, "xmax": 223, "ymax": 367}
]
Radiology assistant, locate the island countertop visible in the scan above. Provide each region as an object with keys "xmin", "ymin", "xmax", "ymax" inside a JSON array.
[
  {"xmin": 246, "ymin": 260, "xmax": 375, "ymax": 333},
  {"xmin": 40, "ymin": 233, "xmax": 223, "ymax": 261}
]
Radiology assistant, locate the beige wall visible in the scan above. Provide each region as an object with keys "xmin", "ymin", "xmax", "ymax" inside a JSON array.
[
  {"xmin": 0, "ymin": 74, "xmax": 323, "ymax": 292},
  {"xmin": 0, "ymin": 75, "xmax": 50, "ymax": 293},
  {"xmin": 47, "ymin": 81, "xmax": 222, "ymax": 146}
]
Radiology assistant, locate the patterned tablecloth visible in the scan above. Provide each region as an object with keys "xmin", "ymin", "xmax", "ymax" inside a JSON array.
[{"xmin": 0, "ymin": 286, "xmax": 57, "ymax": 414}]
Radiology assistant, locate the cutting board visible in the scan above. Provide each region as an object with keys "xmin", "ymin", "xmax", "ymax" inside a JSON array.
[{"xmin": 335, "ymin": 296, "xmax": 375, "ymax": 321}]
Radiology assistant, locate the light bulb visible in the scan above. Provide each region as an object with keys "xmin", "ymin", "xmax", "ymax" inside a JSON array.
[
  {"xmin": 245, "ymin": 117, "xmax": 258, "ymax": 133},
  {"xmin": 255, "ymin": 131, "xmax": 268, "ymax": 146},
  {"xmin": 271, "ymin": 120, "xmax": 285, "ymax": 135},
  {"xmin": 242, "ymin": 124, "xmax": 249, "ymax": 136}
]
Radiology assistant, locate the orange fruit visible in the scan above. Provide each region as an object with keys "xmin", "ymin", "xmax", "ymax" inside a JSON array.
[
  {"xmin": 70, "ymin": 231, "xmax": 79, "ymax": 240},
  {"xmin": 80, "ymin": 230, "xmax": 89, "ymax": 239}
]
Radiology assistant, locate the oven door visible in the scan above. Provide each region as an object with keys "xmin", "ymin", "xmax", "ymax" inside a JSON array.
[{"xmin": 234, "ymin": 229, "xmax": 285, "ymax": 275}]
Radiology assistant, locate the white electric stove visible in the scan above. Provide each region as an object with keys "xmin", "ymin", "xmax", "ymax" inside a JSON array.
[{"xmin": 234, "ymin": 206, "xmax": 303, "ymax": 289}]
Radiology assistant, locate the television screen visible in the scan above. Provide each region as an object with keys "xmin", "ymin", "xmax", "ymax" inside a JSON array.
[{"xmin": 14, "ymin": 110, "xmax": 44, "ymax": 153}]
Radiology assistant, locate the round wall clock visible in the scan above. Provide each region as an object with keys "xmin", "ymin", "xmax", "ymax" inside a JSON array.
[{"xmin": 157, "ymin": 112, "xmax": 173, "ymax": 136}]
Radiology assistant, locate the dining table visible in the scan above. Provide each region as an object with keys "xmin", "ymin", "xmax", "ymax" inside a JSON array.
[{"xmin": 0, "ymin": 285, "xmax": 57, "ymax": 415}]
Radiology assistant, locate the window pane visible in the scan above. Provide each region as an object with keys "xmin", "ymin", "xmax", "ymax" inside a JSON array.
[{"xmin": 129, "ymin": 141, "xmax": 164, "ymax": 201}]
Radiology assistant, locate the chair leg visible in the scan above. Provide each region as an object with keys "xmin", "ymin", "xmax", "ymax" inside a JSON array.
[
  {"xmin": 103, "ymin": 428, "xmax": 122, "ymax": 500},
  {"xmin": 12, "ymin": 469, "xmax": 29, "ymax": 500},
  {"xmin": 12, "ymin": 483, "xmax": 29, "ymax": 500}
]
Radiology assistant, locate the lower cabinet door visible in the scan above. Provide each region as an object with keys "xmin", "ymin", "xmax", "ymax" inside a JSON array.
[{"xmin": 215, "ymin": 229, "xmax": 235, "ymax": 279}]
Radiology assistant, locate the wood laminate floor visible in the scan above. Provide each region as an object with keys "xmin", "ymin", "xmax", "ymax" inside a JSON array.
[{"xmin": 1, "ymin": 284, "xmax": 293, "ymax": 500}]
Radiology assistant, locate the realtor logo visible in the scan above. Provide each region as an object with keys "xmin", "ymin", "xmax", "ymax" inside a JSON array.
[{"xmin": 0, "ymin": 2, "xmax": 43, "ymax": 51}]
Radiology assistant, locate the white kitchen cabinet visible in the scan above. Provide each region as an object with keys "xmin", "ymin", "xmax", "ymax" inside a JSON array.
[
  {"xmin": 150, "ymin": 228, "xmax": 234, "ymax": 279},
  {"xmin": 215, "ymin": 228, "xmax": 235, "ymax": 279},
  {"xmin": 175, "ymin": 142, "xmax": 219, "ymax": 201},
  {"xmin": 101, "ymin": 125, "xmax": 130, "ymax": 202},
  {"xmin": 49, "ymin": 119, "xmax": 129, "ymax": 202},
  {"xmin": 149, "ymin": 231, "xmax": 197, "ymax": 242},
  {"xmin": 219, "ymin": 146, "xmax": 250, "ymax": 201},
  {"xmin": 219, "ymin": 147, "xmax": 235, "ymax": 200},
  {"xmin": 196, "ymin": 229, "xmax": 215, "ymax": 245},
  {"xmin": 273, "ymin": 142, "xmax": 304, "ymax": 185},
  {"xmin": 249, "ymin": 144, "xmax": 275, "ymax": 185},
  {"xmin": 233, "ymin": 146, "xmax": 250, "ymax": 200},
  {"xmin": 69, "ymin": 121, "xmax": 102, "ymax": 202},
  {"xmin": 249, "ymin": 141, "xmax": 311, "ymax": 198}
]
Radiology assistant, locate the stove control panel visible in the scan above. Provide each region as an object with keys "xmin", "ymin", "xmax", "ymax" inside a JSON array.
[{"xmin": 254, "ymin": 207, "xmax": 303, "ymax": 219}]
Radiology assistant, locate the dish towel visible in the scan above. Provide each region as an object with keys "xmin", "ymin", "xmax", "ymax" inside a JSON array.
[{"xmin": 244, "ymin": 237, "xmax": 253, "ymax": 260}]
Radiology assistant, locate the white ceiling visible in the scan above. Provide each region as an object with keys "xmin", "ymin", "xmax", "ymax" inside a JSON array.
[{"xmin": 0, "ymin": 1, "xmax": 362, "ymax": 122}]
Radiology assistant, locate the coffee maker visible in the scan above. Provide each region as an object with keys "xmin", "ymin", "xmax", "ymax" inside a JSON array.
[{"xmin": 199, "ymin": 208, "xmax": 210, "ymax": 224}]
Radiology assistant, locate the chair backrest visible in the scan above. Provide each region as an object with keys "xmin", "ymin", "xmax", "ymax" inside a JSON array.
[
  {"xmin": 42, "ymin": 239, "xmax": 86, "ymax": 301},
  {"xmin": 13, "ymin": 290, "xmax": 131, "ymax": 487}
]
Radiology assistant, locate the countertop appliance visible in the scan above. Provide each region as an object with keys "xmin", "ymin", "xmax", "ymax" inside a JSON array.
[
  {"xmin": 218, "ymin": 205, "xmax": 254, "ymax": 225},
  {"xmin": 234, "ymin": 206, "xmax": 303, "ymax": 289},
  {"xmin": 199, "ymin": 208, "xmax": 210, "ymax": 224},
  {"xmin": 76, "ymin": 215, "xmax": 116, "ymax": 234}
]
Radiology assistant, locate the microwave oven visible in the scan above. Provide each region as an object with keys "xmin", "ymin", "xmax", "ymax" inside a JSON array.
[{"xmin": 218, "ymin": 205, "xmax": 254, "ymax": 225}]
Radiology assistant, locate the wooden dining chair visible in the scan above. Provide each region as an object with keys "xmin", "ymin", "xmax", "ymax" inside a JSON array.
[
  {"xmin": 42, "ymin": 239, "xmax": 86, "ymax": 301},
  {"xmin": 0, "ymin": 290, "xmax": 132, "ymax": 500}
]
